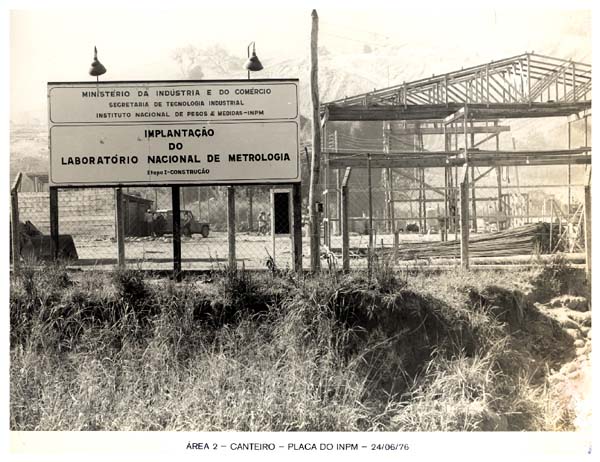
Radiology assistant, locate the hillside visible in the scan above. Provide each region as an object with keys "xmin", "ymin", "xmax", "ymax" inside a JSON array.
[{"xmin": 10, "ymin": 122, "xmax": 49, "ymax": 181}]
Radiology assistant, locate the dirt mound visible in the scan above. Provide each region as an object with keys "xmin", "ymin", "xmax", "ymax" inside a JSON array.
[
  {"xmin": 330, "ymin": 287, "xmax": 459, "ymax": 371},
  {"xmin": 323, "ymin": 276, "xmax": 509, "ymax": 396}
]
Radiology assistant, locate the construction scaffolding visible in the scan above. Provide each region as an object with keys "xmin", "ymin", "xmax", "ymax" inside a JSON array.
[{"xmin": 319, "ymin": 52, "xmax": 592, "ymax": 273}]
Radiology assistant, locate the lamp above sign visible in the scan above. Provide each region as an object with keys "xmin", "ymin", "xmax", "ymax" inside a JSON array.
[{"xmin": 47, "ymin": 79, "xmax": 300, "ymax": 186}]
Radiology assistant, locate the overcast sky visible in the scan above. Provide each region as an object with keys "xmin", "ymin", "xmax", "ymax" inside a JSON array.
[{"xmin": 8, "ymin": 2, "xmax": 592, "ymax": 123}]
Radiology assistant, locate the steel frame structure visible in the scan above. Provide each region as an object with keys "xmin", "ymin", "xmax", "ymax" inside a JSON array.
[
  {"xmin": 319, "ymin": 52, "xmax": 592, "ymax": 269},
  {"xmin": 324, "ymin": 52, "xmax": 591, "ymax": 111}
]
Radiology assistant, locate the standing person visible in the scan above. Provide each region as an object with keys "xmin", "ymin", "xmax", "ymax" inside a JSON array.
[
  {"xmin": 182, "ymin": 211, "xmax": 193, "ymax": 237},
  {"xmin": 153, "ymin": 212, "xmax": 165, "ymax": 237},
  {"xmin": 258, "ymin": 211, "xmax": 267, "ymax": 235},
  {"xmin": 144, "ymin": 209, "xmax": 154, "ymax": 236},
  {"xmin": 568, "ymin": 222, "xmax": 580, "ymax": 253}
]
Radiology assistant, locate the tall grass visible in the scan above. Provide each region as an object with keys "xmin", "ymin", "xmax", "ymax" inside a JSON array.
[{"xmin": 10, "ymin": 262, "xmax": 579, "ymax": 431}]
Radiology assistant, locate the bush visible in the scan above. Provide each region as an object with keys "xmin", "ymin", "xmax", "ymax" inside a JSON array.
[{"xmin": 529, "ymin": 255, "xmax": 587, "ymax": 302}]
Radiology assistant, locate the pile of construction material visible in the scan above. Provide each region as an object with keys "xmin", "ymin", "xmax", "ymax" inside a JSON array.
[
  {"xmin": 14, "ymin": 220, "xmax": 78, "ymax": 261},
  {"xmin": 382, "ymin": 223, "xmax": 558, "ymax": 261}
]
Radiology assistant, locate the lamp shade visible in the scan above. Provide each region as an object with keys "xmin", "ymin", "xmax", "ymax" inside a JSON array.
[
  {"xmin": 244, "ymin": 52, "xmax": 263, "ymax": 72},
  {"xmin": 89, "ymin": 46, "xmax": 107, "ymax": 77}
]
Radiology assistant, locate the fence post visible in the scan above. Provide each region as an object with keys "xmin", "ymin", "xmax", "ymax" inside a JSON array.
[
  {"xmin": 10, "ymin": 173, "xmax": 22, "ymax": 273},
  {"xmin": 247, "ymin": 187, "xmax": 254, "ymax": 232},
  {"xmin": 460, "ymin": 176, "xmax": 470, "ymax": 270},
  {"xmin": 367, "ymin": 153, "xmax": 373, "ymax": 279},
  {"xmin": 49, "ymin": 186, "xmax": 59, "ymax": 261},
  {"xmin": 292, "ymin": 182, "xmax": 303, "ymax": 273},
  {"xmin": 336, "ymin": 169, "xmax": 342, "ymax": 236},
  {"xmin": 227, "ymin": 186, "xmax": 236, "ymax": 270},
  {"xmin": 115, "ymin": 188, "xmax": 126, "ymax": 268},
  {"xmin": 471, "ymin": 165, "xmax": 477, "ymax": 232},
  {"xmin": 341, "ymin": 167, "xmax": 352, "ymax": 273},
  {"xmin": 324, "ymin": 152, "xmax": 331, "ymax": 249},
  {"xmin": 172, "ymin": 186, "xmax": 182, "ymax": 281},
  {"xmin": 584, "ymin": 185, "xmax": 591, "ymax": 281},
  {"xmin": 549, "ymin": 200, "xmax": 554, "ymax": 252}
]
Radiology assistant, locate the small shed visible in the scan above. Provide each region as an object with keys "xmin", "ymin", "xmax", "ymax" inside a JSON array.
[
  {"xmin": 17, "ymin": 172, "xmax": 50, "ymax": 192},
  {"xmin": 123, "ymin": 192, "xmax": 154, "ymax": 236}
]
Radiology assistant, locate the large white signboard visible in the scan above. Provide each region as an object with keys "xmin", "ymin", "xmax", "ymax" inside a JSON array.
[
  {"xmin": 50, "ymin": 122, "xmax": 299, "ymax": 184},
  {"xmin": 49, "ymin": 81, "xmax": 298, "ymax": 124},
  {"xmin": 47, "ymin": 79, "xmax": 300, "ymax": 186}
]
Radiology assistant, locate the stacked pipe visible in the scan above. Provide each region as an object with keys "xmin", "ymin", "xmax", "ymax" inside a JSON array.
[{"xmin": 378, "ymin": 223, "xmax": 563, "ymax": 261}]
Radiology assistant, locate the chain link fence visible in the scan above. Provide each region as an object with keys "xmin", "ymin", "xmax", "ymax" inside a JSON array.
[
  {"xmin": 320, "ymin": 164, "xmax": 588, "ymax": 270},
  {"xmin": 14, "ymin": 185, "xmax": 300, "ymax": 272},
  {"xmin": 11, "ymin": 168, "xmax": 587, "ymax": 273},
  {"xmin": 321, "ymin": 166, "xmax": 452, "ymax": 270}
]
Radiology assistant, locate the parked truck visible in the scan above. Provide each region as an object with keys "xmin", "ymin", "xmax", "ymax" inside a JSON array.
[{"xmin": 152, "ymin": 210, "xmax": 210, "ymax": 238}]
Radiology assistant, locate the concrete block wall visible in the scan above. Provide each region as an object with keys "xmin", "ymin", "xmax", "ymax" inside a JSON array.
[{"xmin": 18, "ymin": 189, "xmax": 116, "ymax": 237}]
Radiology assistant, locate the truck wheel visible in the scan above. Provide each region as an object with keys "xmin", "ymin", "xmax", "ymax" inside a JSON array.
[{"xmin": 201, "ymin": 225, "xmax": 209, "ymax": 238}]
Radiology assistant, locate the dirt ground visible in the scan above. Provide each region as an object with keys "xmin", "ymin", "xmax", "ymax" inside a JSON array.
[
  {"xmin": 66, "ymin": 229, "xmax": 586, "ymax": 272},
  {"xmin": 67, "ymin": 230, "xmax": 446, "ymax": 270}
]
